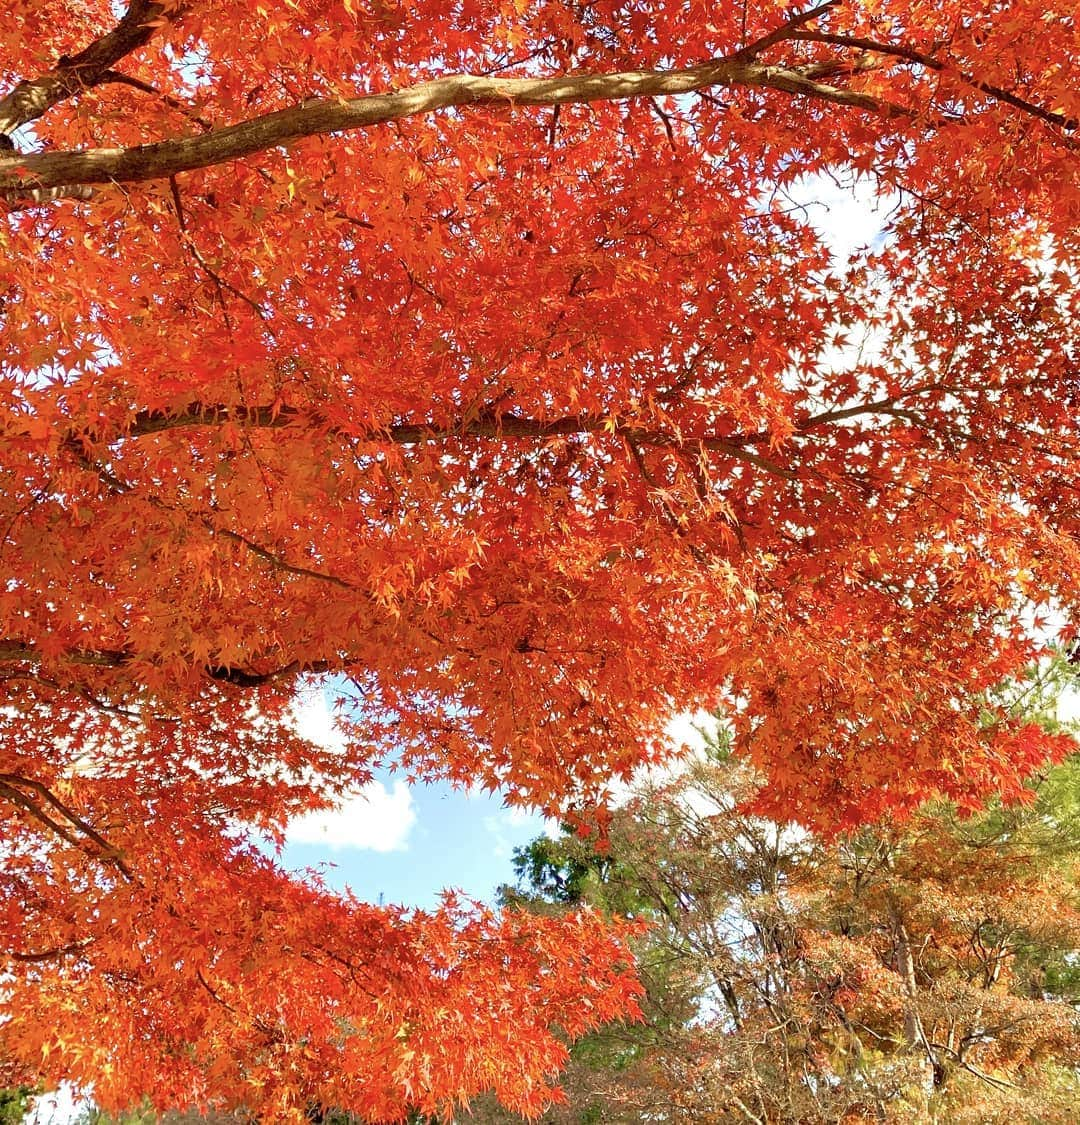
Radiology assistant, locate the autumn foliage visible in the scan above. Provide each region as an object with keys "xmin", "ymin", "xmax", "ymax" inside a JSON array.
[
  {"xmin": 490, "ymin": 737, "xmax": 1080, "ymax": 1122},
  {"xmin": 1, "ymin": 0, "xmax": 1080, "ymax": 1118}
]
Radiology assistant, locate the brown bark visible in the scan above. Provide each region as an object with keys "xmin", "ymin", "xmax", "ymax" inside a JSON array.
[
  {"xmin": 0, "ymin": 1, "xmax": 173, "ymax": 135},
  {"xmin": 0, "ymin": 59, "xmax": 897, "ymax": 194}
]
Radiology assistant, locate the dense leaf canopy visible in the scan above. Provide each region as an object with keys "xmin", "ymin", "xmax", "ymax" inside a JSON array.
[
  {"xmin": 490, "ymin": 737, "xmax": 1080, "ymax": 1123},
  {"xmin": 1, "ymin": 0, "xmax": 1079, "ymax": 1119}
]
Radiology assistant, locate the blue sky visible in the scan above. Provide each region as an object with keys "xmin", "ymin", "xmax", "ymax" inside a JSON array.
[
  {"xmin": 278, "ymin": 688, "xmax": 552, "ymax": 910},
  {"xmin": 275, "ymin": 686, "xmax": 717, "ymax": 912},
  {"xmin": 283, "ymin": 780, "xmax": 549, "ymax": 910}
]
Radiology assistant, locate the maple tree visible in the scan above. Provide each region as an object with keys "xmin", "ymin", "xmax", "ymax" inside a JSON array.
[
  {"xmin": 487, "ymin": 713, "xmax": 1080, "ymax": 1123},
  {"xmin": 1, "ymin": 0, "xmax": 1080, "ymax": 1118}
]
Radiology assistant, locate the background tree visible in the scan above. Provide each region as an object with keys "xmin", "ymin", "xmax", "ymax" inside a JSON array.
[
  {"xmin": 0, "ymin": 1087, "xmax": 36, "ymax": 1125},
  {"xmin": 2, "ymin": 0, "xmax": 1080, "ymax": 1118},
  {"xmin": 487, "ymin": 687, "xmax": 1080, "ymax": 1123}
]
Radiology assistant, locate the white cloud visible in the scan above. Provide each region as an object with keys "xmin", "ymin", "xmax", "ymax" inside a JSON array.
[
  {"xmin": 504, "ymin": 804, "xmax": 543, "ymax": 828},
  {"xmin": 782, "ymin": 171, "xmax": 896, "ymax": 265},
  {"xmin": 482, "ymin": 805, "xmax": 554, "ymax": 860},
  {"xmin": 665, "ymin": 709, "xmax": 714, "ymax": 755},
  {"xmin": 591, "ymin": 710, "xmax": 720, "ymax": 808},
  {"xmin": 286, "ymin": 780, "xmax": 417, "ymax": 852},
  {"xmin": 290, "ymin": 684, "xmax": 348, "ymax": 756},
  {"xmin": 284, "ymin": 688, "xmax": 417, "ymax": 852}
]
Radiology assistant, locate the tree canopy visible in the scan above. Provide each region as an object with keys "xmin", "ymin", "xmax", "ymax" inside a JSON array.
[
  {"xmin": 490, "ymin": 713, "xmax": 1080, "ymax": 1122},
  {"xmin": 2, "ymin": 0, "xmax": 1080, "ymax": 1119}
]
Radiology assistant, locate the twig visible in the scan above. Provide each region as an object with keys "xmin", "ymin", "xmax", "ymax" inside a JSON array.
[{"xmin": 733, "ymin": 1, "xmax": 842, "ymax": 61}]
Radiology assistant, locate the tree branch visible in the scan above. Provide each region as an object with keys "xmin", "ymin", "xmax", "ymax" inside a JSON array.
[
  {"xmin": 98, "ymin": 69, "xmax": 213, "ymax": 131},
  {"xmin": 111, "ymin": 402, "xmax": 799, "ymax": 478},
  {"xmin": 212, "ymin": 526, "xmax": 356, "ymax": 590},
  {"xmin": 0, "ymin": 772, "xmax": 135, "ymax": 877},
  {"xmin": 0, "ymin": 639, "xmax": 331, "ymax": 686},
  {"xmin": 0, "ymin": 774, "xmax": 134, "ymax": 879},
  {"xmin": 0, "ymin": 1, "xmax": 178, "ymax": 135},
  {"xmin": 8, "ymin": 940, "xmax": 94, "ymax": 963},
  {"xmin": 734, "ymin": 1, "xmax": 841, "ymax": 61},
  {"xmin": 800, "ymin": 399, "xmax": 928, "ymax": 428},
  {"xmin": 0, "ymin": 58, "xmax": 906, "ymax": 195},
  {"xmin": 789, "ymin": 31, "xmax": 1079, "ymax": 131},
  {"xmin": 61, "ymin": 433, "xmax": 356, "ymax": 590}
]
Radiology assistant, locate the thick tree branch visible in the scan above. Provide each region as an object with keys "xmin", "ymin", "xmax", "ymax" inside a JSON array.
[
  {"xmin": 0, "ymin": 8, "xmax": 1068, "ymax": 207},
  {"xmin": 0, "ymin": 640, "xmax": 331, "ymax": 686},
  {"xmin": 0, "ymin": 779, "xmax": 86, "ymax": 850},
  {"xmin": 114, "ymin": 402, "xmax": 798, "ymax": 478},
  {"xmin": 0, "ymin": 641, "xmax": 127, "ymax": 668},
  {"xmin": 0, "ymin": 59, "xmax": 904, "ymax": 194},
  {"xmin": 2, "ymin": 184, "xmax": 95, "ymax": 209}
]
